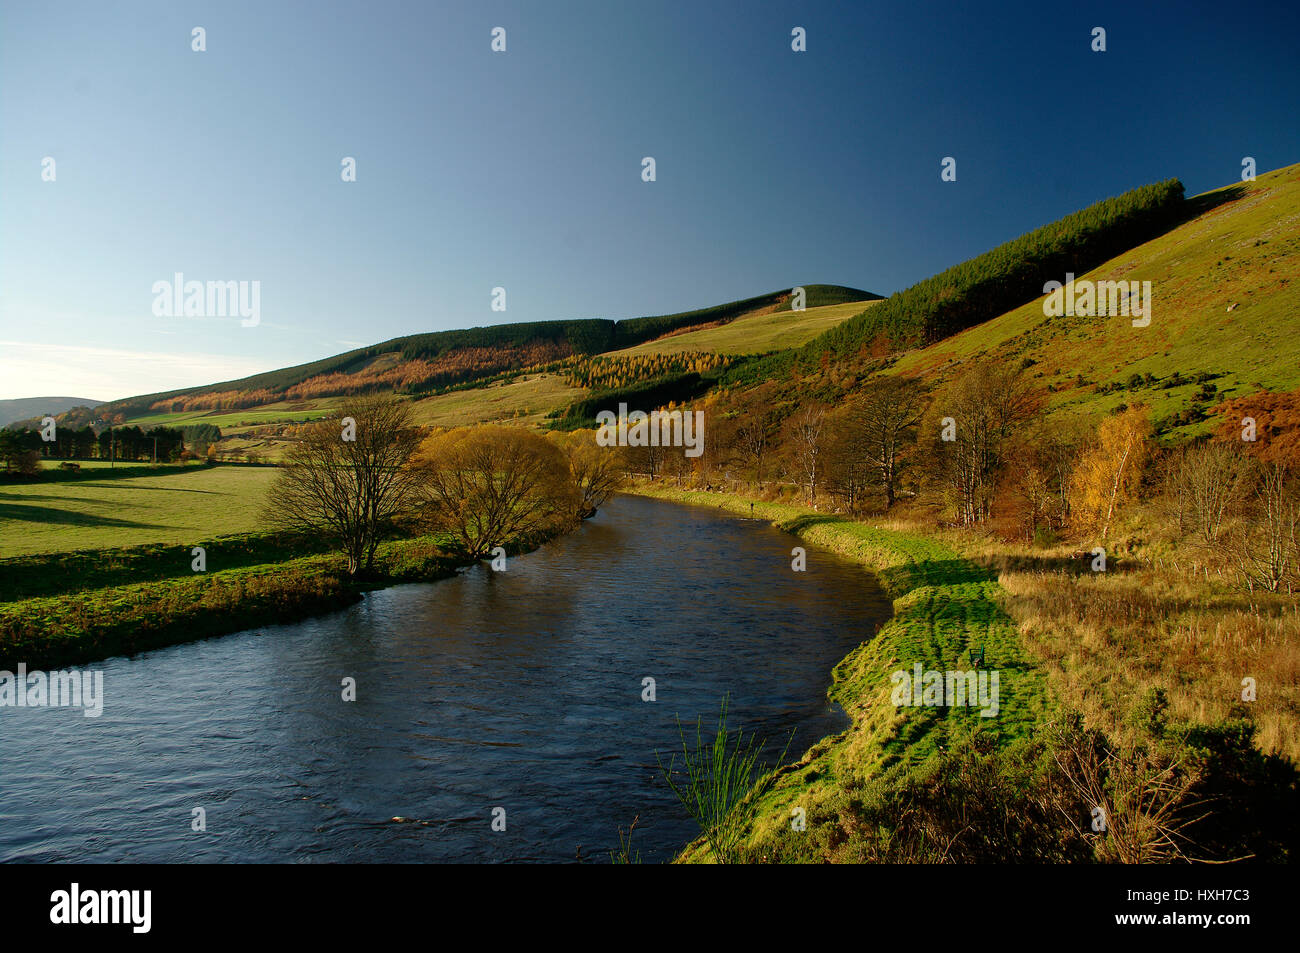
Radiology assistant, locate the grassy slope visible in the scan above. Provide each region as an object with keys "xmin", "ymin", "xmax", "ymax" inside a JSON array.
[
  {"xmin": 609, "ymin": 300, "xmax": 880, "ymax": 357},
  {"xmin": 103, "ymin": 285, "xmax": 873, "ymax": 418},
  {"xmin": 891, "ymin": 163, "xmax": 1300, "ymax": 437},
  {"xmin": 626, "ymin": 485, "xmax": 1049, "ymax": 861},
  {"xmin": 406, "ymin": 372, "xmax": 585, "ymax": 429},
  {"xmin": 0, "ymin": 465, "xmax": 278, "ymax": 556},
  {"xmin": 133, "ymin": 298, "xmax": 870, "ymax": 456},
  {"xmin": 125, "ymin": 403, "xmax": 336, "ymax": 429}
]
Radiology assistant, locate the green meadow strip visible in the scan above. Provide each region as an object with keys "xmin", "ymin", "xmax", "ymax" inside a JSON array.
[
  {"xmin": 624, "ymin": 484, "xmax": 1051, "ymax": 860},
  {"xmin": 0, "ymin": 532, "xmax": 544, "ymax": 669}
]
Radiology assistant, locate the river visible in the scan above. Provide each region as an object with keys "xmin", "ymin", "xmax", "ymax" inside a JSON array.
[{"xmin": 0, "ymin": 494, "xmax": 891, "ymax": 863}]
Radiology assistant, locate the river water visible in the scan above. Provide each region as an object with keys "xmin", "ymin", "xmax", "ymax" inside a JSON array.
[{"xmin": 0, "ymin": 494, "xmax": 891, "ymax": 863}]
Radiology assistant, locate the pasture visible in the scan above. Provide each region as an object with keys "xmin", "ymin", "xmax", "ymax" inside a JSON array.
[{"xmin": 0, "ymin": 465, "xmax": 277, "ymax": 556}]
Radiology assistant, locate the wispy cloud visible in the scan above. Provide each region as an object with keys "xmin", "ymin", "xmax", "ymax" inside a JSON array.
[{"xmin": 0, "ymin": 340, "xmax": 277, "ymax": 402}]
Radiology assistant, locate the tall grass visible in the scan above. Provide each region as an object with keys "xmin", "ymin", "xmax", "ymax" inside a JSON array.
[{"xmin": 657, "ymin": 696, "xmax": 790, "ymax": 863}]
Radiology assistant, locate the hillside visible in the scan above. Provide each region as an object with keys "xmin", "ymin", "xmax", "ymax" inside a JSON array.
[
  {"xmin": 887, "ymin": 162, "xmax": 1300, "ymax": 439},
  {"xmin": 0, "ymin": 396, "xmax": 100, "ymax": 426},
  {"xmin": 57, "ymin": 284, "xmax": 870, "ymax": 461},
  {"xmin": 20, "ymin": 165, "xmax": 1300, "ymax": 460},
  {"xmin": 609, "ymin": 299, "xmax": 882, "ymax": 357},
  {"xmin": 93, "ymin": 284, "xmax": 873, "ymax": 422}
]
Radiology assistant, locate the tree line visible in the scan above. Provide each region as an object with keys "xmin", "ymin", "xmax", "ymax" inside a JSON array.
[
  {"xmin": 635, "ymin": 364, "xmax": 1298, "ymax": 593},
  {"xmin": 0, "ymin": 424, "xmax": 192, "ymax": 472}
]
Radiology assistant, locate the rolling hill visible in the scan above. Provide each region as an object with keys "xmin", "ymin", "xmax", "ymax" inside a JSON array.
[
  {"xmin": 18, "ymin": 162, "xmax": 1300, "ymax": 461},
  {"xmin": 93, "ymin": 283, "xmax": 874, "ymax": 421},
  {"xmin": 69, "ymin": 284, "xmax": 875, "ymax": 459},
  {"xmin": 0, "ymin": 396, "xmax": 101, "ymax": 427}
]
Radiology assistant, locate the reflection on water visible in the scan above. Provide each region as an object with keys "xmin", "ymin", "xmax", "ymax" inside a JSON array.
[{"xmin": 0, "ymin": 494, "xmax": 891, "ymax": 862}]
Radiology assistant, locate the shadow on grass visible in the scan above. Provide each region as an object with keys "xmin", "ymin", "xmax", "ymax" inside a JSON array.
[
  {"xmin": 975, "ymin": 553, "xmax": 1145, "ymax": 576},
  {"xmin": 880, "ymin": 558, "xmax": 997, "ymax": 591},
  {"xmin": 0, "ymin": 464, "xmax": 213, "ymax": 486},
  {"xmin": 777, "ymin": 513, "xmax": 846, "ymax": 534},
  {"xmin": 1179, "ymin": 183, "xmax": 1248, "ymax": 222},
  {"xmin": 0, "ymin": 502, "xmax": 162, "ymax": 528},
  {"xmin": 71, "ymin": 483, "xmax": 220, "ymax": 494}
]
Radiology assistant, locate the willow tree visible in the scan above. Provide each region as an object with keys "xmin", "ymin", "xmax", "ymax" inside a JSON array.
[
  {"xmin": 413, "ymin": 425, "xmax": 579, "ymax": 558},
  {"xmin": 264, "ymin": 395, "xmax": 424, "ymax": 575},
  {"xmin": 553, "ymin": 430, "xmax": 625, "ymax": 519}
]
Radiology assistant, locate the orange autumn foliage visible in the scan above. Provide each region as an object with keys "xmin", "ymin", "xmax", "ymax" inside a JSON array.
[{"xmin": 1213, "ymin": 387, "xmax": 1300, "ymax": 464}]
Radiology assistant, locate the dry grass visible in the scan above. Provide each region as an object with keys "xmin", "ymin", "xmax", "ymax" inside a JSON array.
[
  {"xmin": 998, "ymin": 566, "xmax": 1300, "ymax": 762},
  {"xmin": 841, "ymin": 496, "xmax": 1300, "ymax": 764}
]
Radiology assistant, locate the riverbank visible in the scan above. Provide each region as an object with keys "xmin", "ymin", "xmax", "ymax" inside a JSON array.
[
  {"xmin": 623, "ymin": 483, "xmax": 1053, "ymax": 861},
  {"xmin": 0, "ymin": 530, "xmax": 554, "ymax": 669}
]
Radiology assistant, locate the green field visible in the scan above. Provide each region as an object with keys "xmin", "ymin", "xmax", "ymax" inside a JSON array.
[
  {"xmin": 42, "ymin": 460, "xmax": 207, "ymax": 470},
  {"xmin": 610, "ymin": 300, "xmax": 879, "ymax": 357},
  {"xmin": 0, "ymin": 465, "xmax": 278, "ymax": 556}
]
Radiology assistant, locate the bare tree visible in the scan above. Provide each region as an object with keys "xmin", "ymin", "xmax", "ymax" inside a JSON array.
[
  {"xmin": 1163, "ymin": 440, "xmax": 1251, "ymax": 543},
  {"xmin": 730, "ymin": 383, "xmax": 783, "ymax": 488},
  {"xmin": 1232, "ymin": 463, "xmax": 1299, "ymax": 594},
  {"xmin": 928, "ymin": 362, "xmax": 1040, "ymax": 526},
  {"xmin": 264, "ymin": 395, "xmax": 424, "ymax": 575},
  {"xmin": 823, "ymin": 412, "xmax": 874, "ymax": 514},
  {"xmin": 663, "ymin": 446, "xmax": 695, "ymax": 487},
  {"xmin": 854, "ymin": 376, "xmax": 924, "ymax": 510},
  {"xmin": 621, "ymin": 440, "xmax": 668, "ymax": 479},
  {"xmin": 786, "ymin": 402, "xmax": 828, "ymax": 505}
]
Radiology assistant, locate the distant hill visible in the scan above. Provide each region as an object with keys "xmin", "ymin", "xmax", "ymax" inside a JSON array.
[
  {"xmin": 94, "ymin": 284, "xmax": 876, "ymax": 419},
  {"xmin": 0, "ymin": 396, "xmax": 101, "ymax": 427}
]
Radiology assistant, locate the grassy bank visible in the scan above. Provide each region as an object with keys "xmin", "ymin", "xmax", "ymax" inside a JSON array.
[
  {"xmin": 625, "ymin": 483, "xmax": 1052, "ymax": 860},
  {"xmin": 0, "ymin": 530, "xmax": 548, "ymax": 670}
]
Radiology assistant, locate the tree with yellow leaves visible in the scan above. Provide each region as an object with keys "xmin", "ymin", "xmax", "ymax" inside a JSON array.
[{"xmin": 1070, "ymin": 406, "xmax": 1150, "ymax": 540}]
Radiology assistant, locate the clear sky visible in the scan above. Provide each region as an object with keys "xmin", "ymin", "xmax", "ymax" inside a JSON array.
[{"xmin": 1, "ymin": 0, "xmax": 1296, "ymax": 401}]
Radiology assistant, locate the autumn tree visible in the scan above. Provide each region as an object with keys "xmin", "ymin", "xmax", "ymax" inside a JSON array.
[
  {"xmin": 553, "ymin": 430, "xmax": 625, "ymax": 519},
  {"xmin": 1070, "ymin": 406, "xmax": 1150, "ymax": 541},
  {"xmin": 1004, "ymin": 415, "xmax": 1088, "ymax": 540},
  {"xmin": 264, "ymin": 395, "xmax": 424, "ymax": 575},
  {"xmin": 414, "ymin": 425, "xmax": 579, "ymax": 558}
]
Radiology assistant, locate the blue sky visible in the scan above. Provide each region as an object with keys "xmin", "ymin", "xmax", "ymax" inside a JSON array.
[{"xmin": 1, "ymin": 0, "xmax": 1297, "ymax": 401}]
